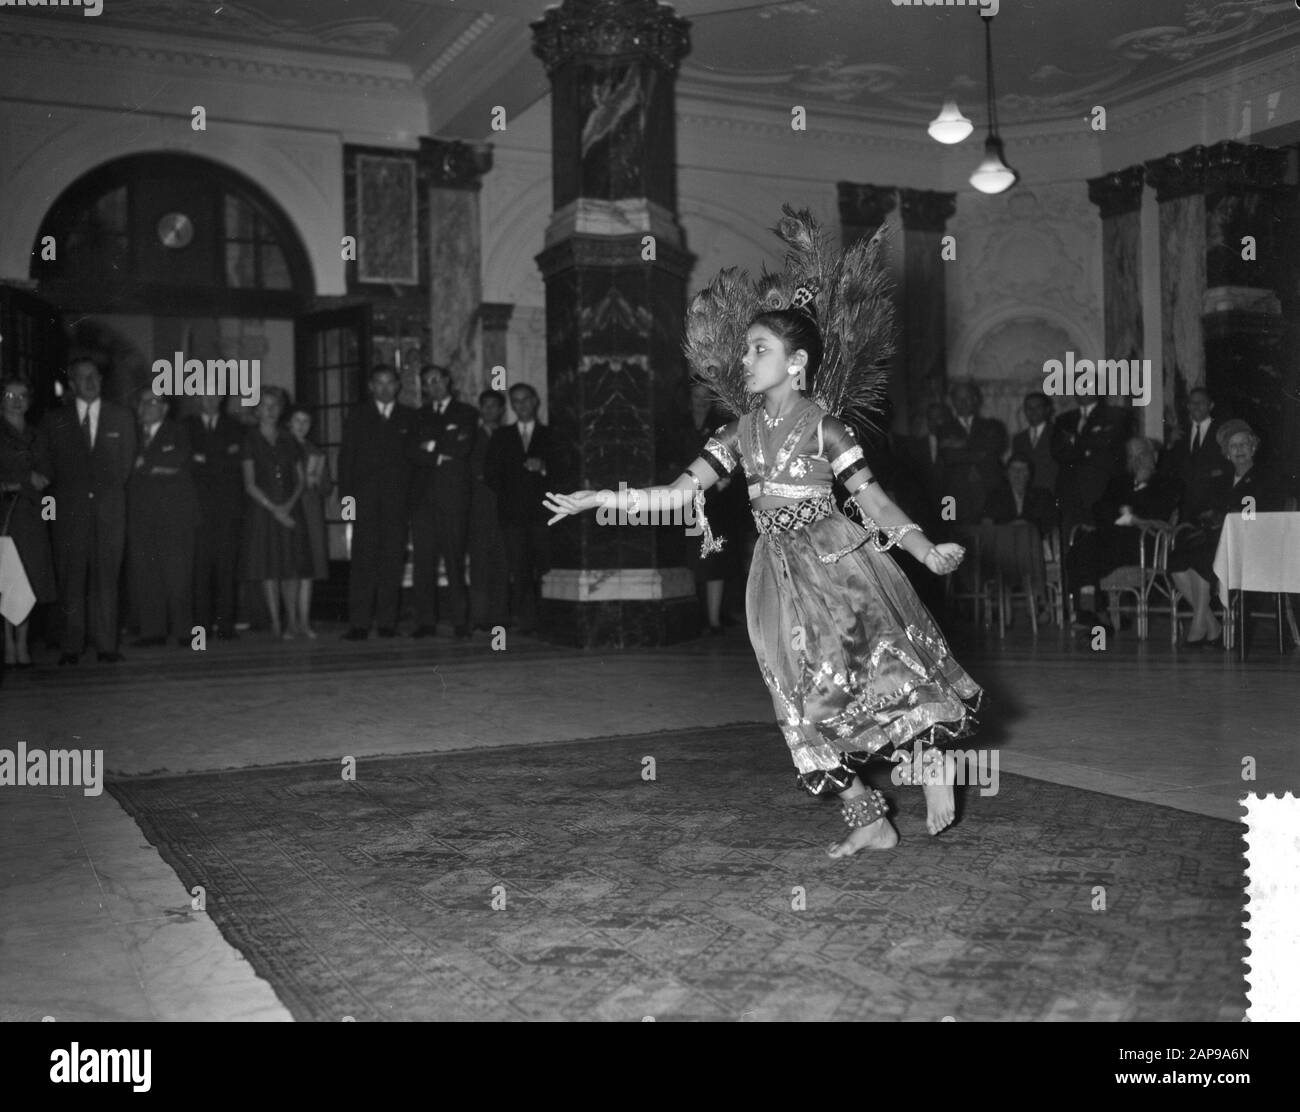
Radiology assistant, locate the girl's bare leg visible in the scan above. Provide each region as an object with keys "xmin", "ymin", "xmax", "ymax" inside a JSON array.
[
  {"xmin": 279, "ymin": 579, "xmax": 299, "ymax": 637},
  {"xmin": 827, "ymin": 776, "xmax": 898, "ymax": 858},
  {"xmin": 298, "ymin": 580, "xmax": 315, "ymax": 637},
  {"xmin": 705, "ymin": 579, "xmax": 724, "ymax": 628},
  {"xmin": 14, "ymin": 618, "xmax": 31, "ymax": 664}
]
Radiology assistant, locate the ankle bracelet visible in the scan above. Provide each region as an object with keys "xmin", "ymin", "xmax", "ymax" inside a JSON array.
[{"xmin": 840, "ymin": 790, "xmax": 888, "ymax": 828}]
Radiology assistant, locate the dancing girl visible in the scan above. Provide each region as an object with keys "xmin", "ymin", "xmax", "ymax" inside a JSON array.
[{"xmin": 544, "ymin": 207, "xmax": 983, "ymax": 858}]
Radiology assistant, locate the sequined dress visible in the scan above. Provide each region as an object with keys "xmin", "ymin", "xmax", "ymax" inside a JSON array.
[{"xmin": 697, "ymin": 404, "xmax": 982, "ymax": 796}]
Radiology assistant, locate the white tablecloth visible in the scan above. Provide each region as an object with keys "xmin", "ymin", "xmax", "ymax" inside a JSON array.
[{"xmin": 1214, "ymin": 512, "xmax": 1300, "ymax": 608}]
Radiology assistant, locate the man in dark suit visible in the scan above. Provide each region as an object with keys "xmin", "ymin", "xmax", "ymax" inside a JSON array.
[
  {"xmin": 938, "ymin": 380, "xmax": 1008, "ymax": 524},
  {"xmin": 40, "ymin": 357, "xmax": 137, "ymax": 664},
  {"xmin": 128, "ymin": 391, "xmax": 198, "ymax": 647},
  {"xmin": 1009, "ymin": 391, "xmax": 1058, "ymax": 496},
  {"xmin": 338, "ymin": 364, "xmax": 416, "ymax": 639},
  {"xmin": 1051, "ymin": 395, "xmax": 1131, "ymax": 538},
  {"xmin": 408, "ymin": 364, "xmax": 479, "ymax": 641},
  {"xmin": 1165, "ymin": 387, "xmax": 1226, "ymax": 524},
  {"xmin": 484, "ymin": 383, "xmax": 557, "ymax": 635},
  {"xmin": 184, "ymin": 392, "xmax": 245, "ymax": 639}
]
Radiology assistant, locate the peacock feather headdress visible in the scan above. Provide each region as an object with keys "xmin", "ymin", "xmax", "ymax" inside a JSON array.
[{"xmin": 683, "ymin": 204, "xmax": 896, "ymax": 433}]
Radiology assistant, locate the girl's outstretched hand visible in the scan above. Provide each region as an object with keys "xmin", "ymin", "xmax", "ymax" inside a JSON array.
[
  {"xmin": 924, "ymin": 542, "xmax": 965, "ymax": 576},
  {"xmin": 543, "ymin": 489, "xmax": 604, "ymax": 525}
]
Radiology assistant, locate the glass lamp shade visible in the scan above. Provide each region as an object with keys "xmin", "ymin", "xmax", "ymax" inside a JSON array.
[
  {"xmin": 969, "ymin": 135, "xmax": 1018, "ymax": 194},
  {"xmin": 927, "ymin": 99, "xmax": 974, "ymax": 144}
]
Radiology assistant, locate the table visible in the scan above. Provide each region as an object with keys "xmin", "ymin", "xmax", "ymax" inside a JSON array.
[{"xmin": 1213, "ymin": 512, "xmax": 1300, "ymax": 656}]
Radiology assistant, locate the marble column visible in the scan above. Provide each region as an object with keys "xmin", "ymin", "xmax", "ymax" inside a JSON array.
[
  {"xmin": 1145, "ymin": 141, "xmax": 1292, "ymax": 460},
  {"xmin": 530, "ymin": 0, "xmax": 698, "ymax": 648},
  {"xmin": 898, "ymin": 188, "xmax": 957, "ymax": 428},
  {"xmin": 1086, "ymin": 166, "xmax": 1145, "ymax": 364},
  {"xmin": 420, "ymin": 137, "xmax": 493, "ymax": 402},
  {"xmin": 479, "ymin": 302, "xmax": 514, "ymax": 389}
]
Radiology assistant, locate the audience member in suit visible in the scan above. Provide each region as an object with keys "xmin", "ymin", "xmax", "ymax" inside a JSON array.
[
  {"xmin": 1009, "ymin": 391, "xmax": 1057, "ymax": 496},
  {"xmin": 484, "ymin": 383, "xmax": 557, "ymax": 635},
  {"xmin": 288, "ymin": 405, "xmax": 331, "ymax": 639},
  {"xmin": 40, "ymin": 357, "xmax": 137, "ymax": 664},
  {"xmin": 897, "ymin": 403, "xmax": 951, "ymax": 530},
  {"xmin": 1165, "ymin": 386, "xmax": 1227, "ymax": 525},
  {"xmin": 983, "ymin": 453, "xmax": 1058, "ymax": 536},
  {"xmin": 338, "ymin": 365, "xmax": 416, "ymax": 639},
  {"xmin": 241, "ymin": 386, "xmax": 307, "ymax": 639},
  {"xmin": 184, "ymin": 392, "xmax": 245, "ymax": 639},
  {"xmin": 1051, "ymin": 396, "xmax": 1131, "ymax": 537},
  {"xmin": 1168, "ymin": 419, "xmax": 1283, "ymax": 647},
  {"xmin": 409, "ymin": 365, "xmax": 479, "ymax": 641},
  {"xmin": 1065, "ymin": 437, "xmax": 1181, "ymax": 632},
  {"xmin": 937, "ymin": 379, "xmax": 1007, "ymax": 524},
  {"xmin": 468, "ymin": 390, "xmax": 511, "ymax": 632},
  {"xmin": 127, "ymin": 392, "xmax": 198, "ymax": 647},
  {"xmin": 0, "ymin": 378, "xmax": 57, "ymax": 667}
]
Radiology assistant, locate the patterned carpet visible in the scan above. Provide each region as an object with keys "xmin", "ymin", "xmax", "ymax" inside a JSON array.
[{"xmin": 108, "ymin": 724, "xmax": 1247, "ymax": 1021}]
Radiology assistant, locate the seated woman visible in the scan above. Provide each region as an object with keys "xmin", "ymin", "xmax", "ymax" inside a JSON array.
[
  {"xmin": 1168, "ymin": 419, "xmax": 1282, "ymax": 647},
  {"xmin": 981, "ymin": 453, "xmax": 1057, "ymax": 622},
  {"xmin": 1067, "ymin": 436, "xmax": 1181, "ymax": 632},
  {"xmin": 983, "ymin": 453, "xmax": 1057, "ymax": 535}
]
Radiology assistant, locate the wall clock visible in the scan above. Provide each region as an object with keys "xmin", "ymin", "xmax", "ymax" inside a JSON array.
[{"xmin": 156, "ymin": 212, "xmax": 194, "ymax": 249}]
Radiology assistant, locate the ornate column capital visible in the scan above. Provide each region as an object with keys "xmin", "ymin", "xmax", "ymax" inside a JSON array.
[
  {"xmin": 1087, "ymin": 165, "xmax": 1146, "ymax": 218},
  {"xmin": 837, "ymin": 183, "xmax": 896, "ymax": 230},
  {"xmin": 419, "ymin": 137, "xmax": 493, "ymax": 190},
  {"xmin": 479, "ymin": 302, "xmax": 515, "ymax": 331},
  {"xmin": 898, "ymin": 188, "xmax": 956, "ymax": 232},
  {"xmin": 531, "ymin": 0, "xmax": 691, "ymax": 75},
  {"xmin": 1145, "ymin": 141, "xmax": 1290, "ymax": 202}
]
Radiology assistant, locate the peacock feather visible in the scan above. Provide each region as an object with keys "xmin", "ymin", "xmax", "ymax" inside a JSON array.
[{"xmin": 682, "ymin": 204, "xmax": 895, "ymax": 430}]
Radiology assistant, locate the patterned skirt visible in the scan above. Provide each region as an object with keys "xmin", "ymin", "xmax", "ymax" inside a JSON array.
[{"xmin": 745, "ymin": 493, "xmax": 983, "ymax": 796}]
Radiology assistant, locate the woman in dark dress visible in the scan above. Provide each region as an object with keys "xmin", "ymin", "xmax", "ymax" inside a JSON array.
[
  {"xmin": 288, "ymin": 406, "xmax": 330, "ymax": 639},
  {"xmin": 241, "ymin": 386, "xmax": 307, "ymax": 639},
  {"xmin": 0, "ymin": 378, "xmax": 57, "ymax": 667},
  {"xmin": 1169, "ymin": 419, "xmax": 1281, "ymax": 646},
  {"xmin": 683, "ymin": 378, "xmax": 743, "ymax": 633}
]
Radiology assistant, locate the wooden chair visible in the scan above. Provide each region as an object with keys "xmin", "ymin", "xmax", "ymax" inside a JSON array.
[
  {"xmin": 1067, "ymin": 519, "xmax": 1174, "ymax": 639},
  {"xmin": 1041, "ymin": 527, "xmax": 1066, "ymax": 628},
  {"xmin": 944, "ymin": 528, "xmax": 996, "ymax": 629}
]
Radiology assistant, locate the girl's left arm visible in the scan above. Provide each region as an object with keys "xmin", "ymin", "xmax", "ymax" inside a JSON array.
[{"xmin": 823, "ymin": 417, "xmax": 944, "ymax": 565}]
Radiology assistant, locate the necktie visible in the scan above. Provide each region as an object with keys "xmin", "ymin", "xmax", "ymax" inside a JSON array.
[
  {"xmin": 207, "ymin": 415, "xmax": 216, "ymax": 433},
  {"xmin": 521, "ymin": 425, "xmax": 531, "ymax": 452},
  {"xmin": 1190, "ymin": 425, "xmax": 1201, "ymax": 453},
  {"xmin": 81, "ymin": 407, "xmax": 93, "ymax": 450},
  {"xmin": 1030, "ymin": 426, "xmax": 1039, "ymax": 449}
]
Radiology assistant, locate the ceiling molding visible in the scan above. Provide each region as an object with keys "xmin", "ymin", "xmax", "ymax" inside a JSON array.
[
  {"xmin": 0, "ymin": 22, "xmax": 417, "ymax": 92},
  {"xmin": 413, "ymin": 13, "xmax": 498, "ymax": 89}
]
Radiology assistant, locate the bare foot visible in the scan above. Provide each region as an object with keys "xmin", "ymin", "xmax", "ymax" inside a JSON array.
[
  {"xmin": 923, "ymin": 750, "xmax": 957, "ymax": 835},
  {"xmin": 827, "ymin": 816, "xmax": 899, "ymax": 858}
]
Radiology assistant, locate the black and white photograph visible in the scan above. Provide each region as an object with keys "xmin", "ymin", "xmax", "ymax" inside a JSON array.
[{"xmin": 0, "ymin": 0, "xmax": 1297, "ymax": 1070}]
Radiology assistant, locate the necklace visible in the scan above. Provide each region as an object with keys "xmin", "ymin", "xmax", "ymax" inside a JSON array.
[{"xmin": 761, "ymin": 399, "xmax": 804, "ymax": 430}]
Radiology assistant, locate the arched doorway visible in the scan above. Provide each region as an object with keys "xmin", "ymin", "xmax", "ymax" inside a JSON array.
[{"xmin": 6, "ymin": 152, "xmax": 370, "ymax": 568}]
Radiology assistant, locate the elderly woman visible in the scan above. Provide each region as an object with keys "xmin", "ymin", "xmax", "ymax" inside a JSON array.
[
  {"xmin": 0, "ymin": 378, "xmax": 57, "ymax": 667},
  {"xmin": 1168, "ymin": 419, "xmax": 1282, "ymax": 646},
  {"xmin": 1066, "ymin": 436, "xmax": 1181, "ymax": 632}
]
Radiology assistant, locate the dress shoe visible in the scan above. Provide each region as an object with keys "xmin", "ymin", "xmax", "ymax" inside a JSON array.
[
  {"xmin": 453, "ymin": 625, "xmax": 470, "ymax": 641},
  {"xmin": 216, "ymin": 627, "xmax": 240, "ymax": 641},
  {"xmin": 376, "ymin": 627, "xmax": 397, "ymax": 638},
  {"xmin": 411, "ymin": 625, "xmax": 438, "ymax": 639},
  {"xmin": 341, "ymin": 628, "xmax": 369, "ymax": 641},
  {"xmin": 132, "ymin": 636, "xmax": 166, "ymax": 648},
  {"xmin": 57, "ymin": 653, "xmax": 79, "ymax": 666},
  {"xmin": 98, "ymin": 651, "xmax": 125, "ymax": 663},
  {"xmin": 15, "ymin": 659, "xmax": 34, "ymax": 670}
]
